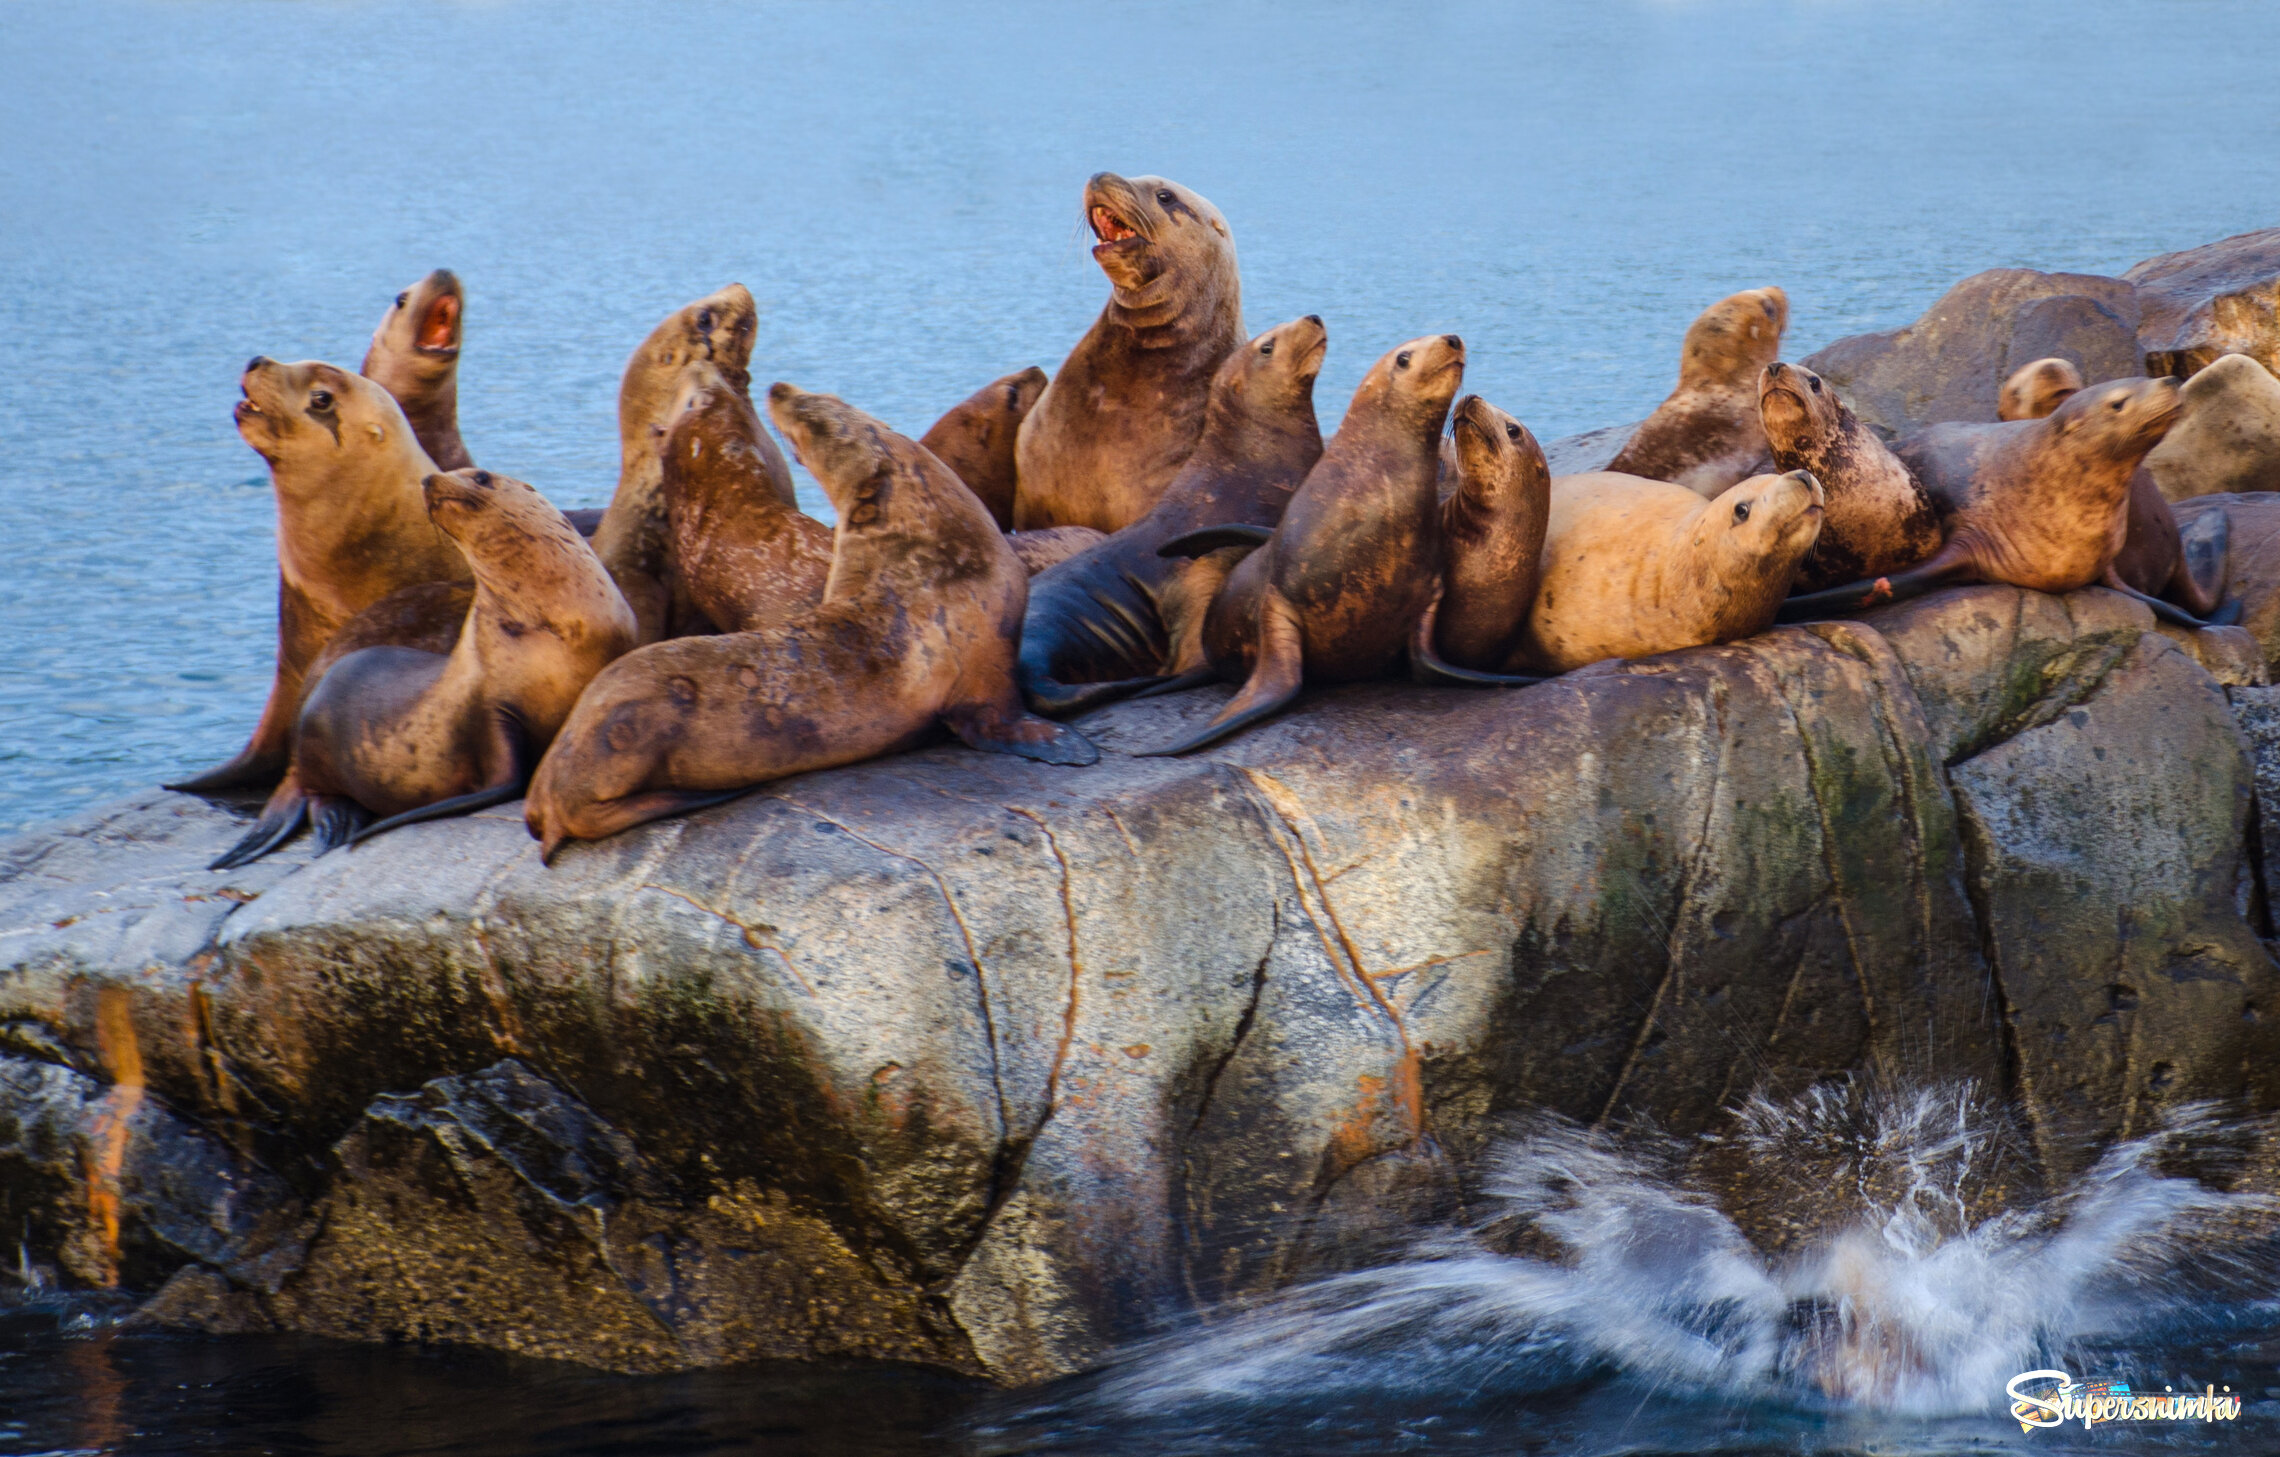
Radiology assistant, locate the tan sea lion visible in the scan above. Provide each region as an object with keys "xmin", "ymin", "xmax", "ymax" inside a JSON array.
[
  {"xmin": 1777, "ymin": 378, "xmax": 2206, "ymax": 625},
  {"xmin": 2144, "ymin": 352, "xmax": 2280, "ymax": 501},
  {"xmin": 1139, "ymin": 334, "xmax": 1464, "ymax": 756},
  {"xmin": 1758, "ymin": 362, "xmax": 1942, "ymax": 591},
  {"xmin": 920, "ymin": 366, "xmax": 1048, "ymax": 529},
  {"xmin": 212, "ymin": 469, "xmax": 633, "ymax": 865},
  {"xmin": 660, "ymin": 367, "xmax": 832, "ymax": 634},
  {"xmin": 1996, "ymin": 356, "xmax": 2083, "ymax": 423},
  {"xmin": 1608, "ymin": 287, "xmax": 1790, "ymax": 495},
  {"xmin": 1421, "ymin": 394, "xmax": 1553, "ymax": 678},
  {"xmin": 1013, "ymin": 173, "xmax": 1246, "ymax": 533},
  {"xmin": 590, "ymin": 285, "xmax": 771, "ymax": 643},
  {"xmin": 1019, "ymin": 315, "xmax": 1327, "ymax": 716},
  {"xmin": 167, "ymin": 360, "xmax": 468, "ymax": 796},
  {"xmin": 525, "ymin": 386, "xmax": 1099, "ymax": 859},
  {"xmin": 1516, "ymin": 470, "xmax": 1825, "ymax": 673},
  {"xmin": 361, "ymin": 269, "xmax": 471, "ymax": 472}
]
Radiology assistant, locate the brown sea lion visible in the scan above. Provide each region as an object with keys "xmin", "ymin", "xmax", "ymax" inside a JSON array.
[
  {"xmin": 590, "ymin": 284, "xmax": 770, "ymax": 643},
  {"xmin": 1516, "ymin": 470, "xmax": 1825, "ymax": 673},
  {"xmin": 212, "ymin": 469, "xmax": 633, "ymax": 865},
  {"xmin": 1608, "ymin": 287, "xmax": 1790, "ymax": 495},
  {"xmin": 1759, "ymin": 362, "xmax": 1942, "ymax": 591},
  {"xmin": 167, "ymin": 360, "xmax": 468, "ymax": 796},
  {"xmin": 525, "ymin": 386, "xmax": 1099, "ymax": 860},
  {"xmin": 1005, "ymin": 526, "xmax": 1108, "ymax": 575},
  {"xmin": 1422, "ymin": 394, "xmax": 1553, "ymax": 677},
  {"xmin": 1013, "ymin": 173, "xmax": 1246, "ymax": 533},
  {"xmin": 920, "ymin": 366, "xmax": 1048, "ymax": 529},
  {"xmin": 361, "ymin": 269, "xmax": 471, "ymax": 472},
  {"xmin": 1995, "ymin": 358, "xmax": 2228, "ymax": 616},
  {"xmin": 1139, "ymin": 333, "xmax": 1464, "ymax": 756},
  {"xmin": 1019, "ymin": 315, "xmax": 1327, "ymax": 716},
  {"xmin": 660, "ymin": 366, "xmax": 833, "ymax": 634},
  {"xmin": 1777, "ymin": 378, "xmax": 2206, "ymax": 625}
]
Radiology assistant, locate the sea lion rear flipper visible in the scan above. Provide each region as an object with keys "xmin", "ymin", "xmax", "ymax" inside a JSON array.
[
  {"xmin": 1024, "ymin": 674, "xmax": 1169, "ymax": 718},
  {"xmin": 348, "ymin": 711, "xmax": 535, "ymax": 847},
  {"xmin": 310, "ymin": 795, "xmax": 370, "ymax": 852},
  {"xmin": 1139, "ymin": 589, "xmax": 1304, "ymax": 756},
  {"xmin": 944, "ymin": 700, "xmax": 1102, "ymax": 767},
  {"xmin": 2099, "ymin": 566, "xmax": 2226, "ymax": 631},
  {"xmin": 1127, "ymin": 666, "xmax": 1219, "ymax": 700},
  {"xmin": 1775, "ymin": 545, "xmax": 1977, "ymax": 624},
  {"xmin": 1156, "ymin": 525, "xmax": 1274, "ymax": 559},
  {"xmin": 207, "ymin": 771, "xmax": 309, "ymax": 870},
  {"xmin": 1408, "ymin": 592, "xmax": 1545, "ymax": 688}
]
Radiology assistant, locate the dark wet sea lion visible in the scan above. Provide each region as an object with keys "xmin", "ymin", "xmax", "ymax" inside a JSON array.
[
  {"xmin": 1778, "ymin": 378, "xmax": 2202, "ymax": 625},
  {"xmin": 213, "ymin": 470, "xmax": 634, "ymax": 865},
  {"xmin": 526, "ymin": 386, "xmax": 1098, "ymax": 860},
  {"xmin": 921, "ymin": 366, "xmax": 1048, "ymax": 529},
  {"xmin": 1609, "ymin": 287, "xmax": 1790, "ymax": 496},
  {"xmin": 1013, "ymin": 172, "xmax": 1246, "ymax": 533},
  {"xmin": 1516, "ymin": 470, "xmax": 1825, "ymax": 673},
  {"xmin": 1424, "ymin": 394, "xmax": 1552, "ymax": 676},
  {"xmin": 361, "ymin": 268, "xmax": 471, "ymax": 472},
  {"xmin": 660, "ymin": 365, "xmax": 832, "ymax": 634},
  {"xmin": 1019, "ymin": 315, "xmax": 1327, "ymax": 716},
  {"xmin": 591, "ymin": 284, "xmax": 769, "ymax": 643},
  {"xmin": 1759, "ymin": 361, "xmax": 1941, "ymax": 592},
  {"xmin": 1141, "ymin": 333, "xmax": 1463, "ymax": 756},
  {"xmin": 168, "ymin": 360, "xmax": 469, "ymax": 796}
]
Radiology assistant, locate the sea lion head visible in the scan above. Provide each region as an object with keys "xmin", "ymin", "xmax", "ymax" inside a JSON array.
[
  {"xmin": 1210, "ymin": 314, "xmax": 1327, "ymax": 420},
  {"xmin": 2046, "ymin": 376, "xmax": 2184, "ymax": 461},
  {"xmin": 1450, "ymin": 394, "xmax": 1545, "ymax": 494},
  {"xmin": 1757, "ymin": 361, "xmax": 1847, "ymax": 457},
  {"xmin": 768, "ymin": 383, "xmax": 999, "ymax": 588},
  {"xmin": 1348, "ymin": 334, "xmax": 1468, "ymax": 438},
  {"xmin": 235, "ymin": 358, "xmax": 413, "ymax": 468},
  {"xmin": 425, "ymin": 468, "xmax": 631, "ymax": 642},
  {"xmin": 365, "ymin": 269, "xmax": 463, "ymax": 394},
  {"xmin": 1699, "ymin": 469, "xmax": 1825, "ymax": 613},
  {"xmin": 1998, "ymin": 356, "xmax": 2086, "ymax": 422},
  {"xmin": 1083, "ymin": 172, "xmax": 1236, "ymax": 309},
  {"xmin": 1681, "ymin": 287, "xmax": 1790, "ymax": 391},
  {"xmin": 619, "ymin": 284, "xmax": 759, "ymax": 442},
  {"xmin": 664, "ymin": 368, "xmax": 771, "ymax": 494}
]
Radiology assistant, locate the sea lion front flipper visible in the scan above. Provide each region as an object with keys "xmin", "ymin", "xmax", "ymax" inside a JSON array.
[
  {"xmin": 1775, "ymin": 543, "xmax": 1978, "ymax": 624},
  {"xmin": 1139, "ymin": 588, "xmax": 1305, "ymax": 756},
  {"xmin": 309, "ymin": 795, "xmax": 370, "ymax": 853},
  {"xmin": 2099, "ymin": 566, "xmax": 2226, "ymax": 631},
  {"xmin": 944, "ymin": 699, "xmax": 1102, "ymax": 767},
  {"xmin": 1408, "ymin": 591, "xmax": 1545, "ymax": 688},
  {"xmin": 1157, "ymin": 525, "xmax": 1275, "ymax": 559},
  {"xmin": 207, "ymin": 771, "xmax": 310, "ymax": 870}
]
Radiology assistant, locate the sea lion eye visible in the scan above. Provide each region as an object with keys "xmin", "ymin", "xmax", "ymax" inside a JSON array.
[
  {"xmin": 1156, "ymin": 189, "xmax": 1175, "ymax": 205},
  {"xmin": 1807, "ymin": 376, "xmax": 1821, "ymax": 393},
  {"xmin": 1504, "ymin": 423, "xmax": 1521, "ymax": 442},
  {"xmin": 308, "ymin": 389, "xmax": 334, "ymax": 411},
  {"xmin": 1733, "ymin": 500, "xmax": 1751, "ymax": 523},
  {"xmin": 1396, "ymin": 351, "xmax": 1413, "ymax": 369},
  {"xmin": 1260, "ymin": 340, "xmax": 1275, "ymax": 356},
  {"xmin": 394, "ymin": 292, "xmax": 409, "ymax": 309}
]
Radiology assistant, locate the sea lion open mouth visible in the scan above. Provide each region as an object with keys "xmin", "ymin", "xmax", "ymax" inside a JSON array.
[
  {"xmin": 416, "ymin": 293, "xmax": 461, "ymax": 354},
  {"xmin": 1088, "ymin": 204, "xmax": 1142, "ymax": 253}
]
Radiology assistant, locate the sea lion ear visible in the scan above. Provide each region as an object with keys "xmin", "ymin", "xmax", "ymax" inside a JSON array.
[
  {"xmin": 1209, "ymin": 216, "xmax": 1229, "ymax": 239},
  {"xmin": 368, "ymin": 422, "xmax": 386, "ymax": 443}
]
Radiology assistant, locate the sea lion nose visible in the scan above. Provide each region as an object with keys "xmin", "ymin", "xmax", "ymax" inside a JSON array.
[
  {"xmin": 1443, "ymin": 334, "xmax": 1463, "ymax": 350},
  {"xmin": 1305, "ymin": 314, "xmax": 1323, "ymax": 327},
  {"xmin": 245, "ymin": 355, "xmax": 270, "ymax": 373}
]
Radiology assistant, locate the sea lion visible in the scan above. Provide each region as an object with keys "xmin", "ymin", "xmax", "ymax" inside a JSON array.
[
  {"xmin": 167, "ymin": 360, "xmax": 468, "ymax": 796},
  {"xmin": 210, "ymin": 469, "xmax": 631, "ymax": 865},
  {"xmin": 590, "ymin": 284, "xmax": 772, "ymax": 643},
  {"xmin": 1005, "ymin": 526, "xmax": 1108, "ymax": 575},
  {"xmin": 1013, "ymin": 173, "xmax": 1246, "ymax": 533},
  {"xmin": 1018, "ymin": 314, "xmax": 1327, "ymax": 716},
  {"xmin": 525, "ymin": 386, "xmax": 1099, "ymax": 859},
  {"xmin": 2144, "ymin": 352, "xmax": 2280, "ymax": 501},
  {"xmin": 920, "ymin": 366, "xmax": 1048, "ymax": 528},
  {"xmin": 1777, "ymin": 378, "xmax": 2201, "ymax": 625},
  {"xmin": 1608, "ymin": 287, "xmax": 1790, "ymax": 496},
  {"xmin": 1994, "ymin": 358, "xmax": 2229, "ymax": 616},
  {"xmin": 1758, "ymin": 362, "xmax": 1942, "ymax": 591},
  {"xmin": 1139, "ymin": 334, "xmax": 1463, "ymax": 756},
  {"xmin": 660, "ymin": 366, "xmax": 833, "ymax": 634},
  {"xmin": 1515, "ymin": 470, "xmax": 1825, "ymax": 673},
  {"xmin": 361, "ymin": 269, "xmax": 471, "ymax": 472},
  {"xmin": 1423, "ymin": 394, "xmax": 1553, "ymax": 677}
]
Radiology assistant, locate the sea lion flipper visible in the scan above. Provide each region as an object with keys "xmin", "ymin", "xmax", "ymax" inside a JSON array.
[
  {"xmin": 944, "ymin": 700, "xmax": 1102, "ymax": 767},
  {"xmin": 1139, "ymin": 590, "xmax": 1305, "ymax": 757},
  {"xmin": 2099, "ymin": 566, "xmax": 2224, "ymax": 631},
  {"xmin": 207, "ymin": 772, "xmax": 309, "ymax": 870},
  {"xmin": 167, "ymin": 684, "xmax": 294, "ymax": 794},
  {"xmin": 1156, "ymin": 525, "xmax": 1274, "ymax": 559},
  {"xmin": 1026, "ymin": 674, "xmax": 1178, "ymax": 717},
  {"xmin": 348, "ymin": 708, "xmax": 536, "ymax": 848},
  {"xmin": 1775, "ymin": 545, "xmax": 1976, "ymax": 624},
  {"xmin": 1126, "ymin": 667, "xmax": 1219, "ymax": 700},
  {"xmin": 1408, "ymin": 592, "xmax": 1546, "ymax": 688},
  {"xmin": 310, "ymin": 795, "xmax": 370, "ymax": 852}
]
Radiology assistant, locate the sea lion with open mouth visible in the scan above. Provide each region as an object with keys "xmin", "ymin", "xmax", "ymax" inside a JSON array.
[
  {"xmin": 1139, "ymin": 333, "xmax": 1464, "ymax": 756},
  {"xmin": 525, "ymin": 385, "xmax": 1098, "ymax": 860},
  {"xmin": 361, "ymin": 268, "xmax": 472, "ymax": 472},
  {"xmin": 1013, "ymin": 172, "xmax": 1246, "ymax": 534},
  {"xmin": 167, "ymin": 360, "xmax": 469, "ymax": 798},
  {"xmin": 1609, "ymin": 287, "xmax": 1790, "ymax": 496},
  {"xmin": 1019, "ymin": 314, "xmax": 1327, "ymax": 716},
  {"xmin": 1759, "ymin": 361, "xmax": 1942, "ymax": 592},
  {"xmin": 921, "ymin": 365, "xmax": 1048, "ymax": 529},
  {"xmin": 590, "ymin": 284, "xmax": 771, "ymax": 644}
]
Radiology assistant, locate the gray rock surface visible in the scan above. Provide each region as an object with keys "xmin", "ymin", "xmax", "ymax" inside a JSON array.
[
  {"xmin": 1543, "ymin": 420, "xmax": 1639, "ymax": 476},
  {"xmin": 2126, "ymin": 227, "xmax": 2280, "ymax": 381}
]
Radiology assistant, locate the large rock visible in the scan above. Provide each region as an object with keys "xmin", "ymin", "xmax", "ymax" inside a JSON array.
[
  {"xmin": 5, "ymin": 583, "xmax": 2280, "ymax": 1381},
  {"xmin": 2126, "ymin": 227, "xmax": 2280, "ymax": 381},
  {"xmin": 2146, "ymin": 353, "xmax": 2280, "ymax": 501},
  {"xmin": 1803, "ymin": 269, "xmax": 2144, "ymax": 437}
]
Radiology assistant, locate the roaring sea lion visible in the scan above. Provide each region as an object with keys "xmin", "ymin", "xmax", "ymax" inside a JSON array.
[
  {"xmin": 1996, "ymin": 356, "xmax": 2083, "ymax": 424},
  {"xmin": 525, "ymin": 386, "xmax": 1098, "ymax": 859},
  {"xmin": 1013, "ymin": 172, "xmax": 1246, "ymax": 533},
  {"xmin": 1608, "ymin": 287, "xmax": 1790, "ymax": 496},
  {"xmin": 1140, "ymin": 334, "xmax": 1464, "ymax": 756},
  {"xmin": 1515, "ymin": 470, "xmax": 1825, "ymax": 673},
  {"xmin": 361, "ymin": 269, "xmax": 471, "ymax": 472},
  {"xmin": 660, "ymin": 367, "xmax": 832, "ymax": 634},
  {"xmin": 920, "ymin": 366, "xmax": 1048, "ymax": 529},
  {"xmin": 2144, "ymin": 352, "xmax": 2280, "ymax": 501},
  {"xmin": 1777, "ymin": 378, "xmax": 2201, "ymax": 625},
  {"xmin": 167, "ymin": 360, "xmax": 468, "ymax": 796},
  {"xmin": 1758, "ymin": 362, "xmax": 1942, "ymax": 591},
  {"xmin": 1422, "ymin": 394, "xmax": 1553, "ymax": 677},
  {"xmin": 590, "ymin": 284, "xmax": 771, "ymax": 643},
  {"xmin": 1019, "ymin": 315, "xmax": 1327, "ymax": 716}
]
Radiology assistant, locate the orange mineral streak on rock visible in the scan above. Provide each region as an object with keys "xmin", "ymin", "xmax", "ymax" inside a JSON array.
[{"xmin": 84, "ymin": 985, "xmax": 146, "ymax": 1287}]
